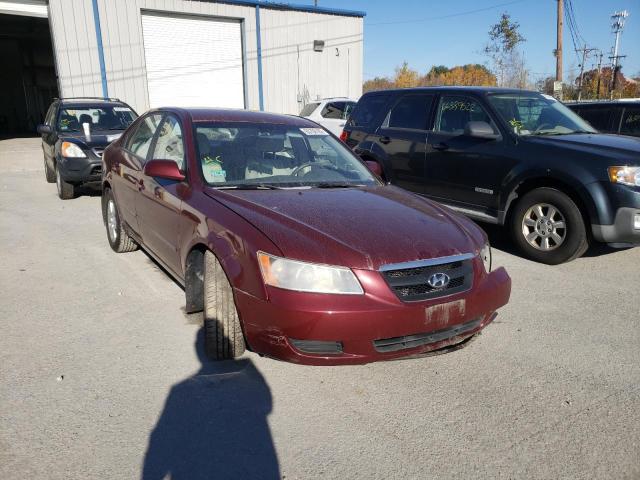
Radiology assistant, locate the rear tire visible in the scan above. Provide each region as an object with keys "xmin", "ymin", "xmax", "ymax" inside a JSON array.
[
  {"xmin": 511, "ymin": 187, "xmax": 588, "ymax": 265},
  {"xmin": 204, "ymin": 250, "xmax": 246, "ymax": 360},
  {"xmin": 44, "ymin": 157, "xmax": 55, "ymax": 183},
  {"xmin": 102, "ymin": 188, "xmax": 138, "ymax": 253},
  {"xmin": 55, "ymin": 165, "xmax": 75, "ymax": 200}
]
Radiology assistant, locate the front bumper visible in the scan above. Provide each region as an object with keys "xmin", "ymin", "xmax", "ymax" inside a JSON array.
[
  {"xmin": 56, "ymin": 150, "xmax": 103, "ymax": 184},
  {"xmin": 592, "ymin": 207, "xmax": 640, "ymax": 246},
  {"xmin": 236, "ymin": 266, "xmax": 511, "ymax": 366}
]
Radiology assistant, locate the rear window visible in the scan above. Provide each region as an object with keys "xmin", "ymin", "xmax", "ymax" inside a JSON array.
[
  {"xmin": 348, "ymin": 94, "xmax": 390, "ymax": 128},
  {"xmin": 299, "ymin": 103, "xmax": 320, "ymax": 117}
]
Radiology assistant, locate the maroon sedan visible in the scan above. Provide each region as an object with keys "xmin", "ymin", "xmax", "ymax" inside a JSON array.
[{"xmin": 101, "ymin": 108, "xmax": 511, "ymax": 365}]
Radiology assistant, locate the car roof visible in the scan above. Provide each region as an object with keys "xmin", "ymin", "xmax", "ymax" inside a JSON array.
[
  {"xmin": 157, "ymin": 107, "xmax": 316, "ymax": 126},
  {"xmin": 59, "ymin": 99, "xmax": 131, "ymax": 108},
  {"xmin": 362, "ymin": 86, "xmax": 539, "ymax": 95},
  {"xmin": 566, "ymin": 100, "xmax": 640, "ymax": 107}
]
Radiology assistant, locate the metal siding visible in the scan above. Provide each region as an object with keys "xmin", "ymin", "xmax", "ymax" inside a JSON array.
[{"xmin": 48, "ymin": 0, "xmax": 362, "ymax": 115}]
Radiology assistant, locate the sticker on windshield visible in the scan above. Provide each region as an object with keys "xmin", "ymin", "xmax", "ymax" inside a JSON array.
[
  {"xmin": 113, "ymin": 107, "xmax": 130, "ymax": 112},
  {"xmin": 300, "ymin": 128, "xmax": 328, "ymax": 136}
]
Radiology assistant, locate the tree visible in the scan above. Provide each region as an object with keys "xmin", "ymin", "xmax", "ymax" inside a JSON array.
[
  {"xmin": 363, "ymin": 76, "xmax": 394, "ymax": 93},
  {"xmin": 393, "ymin": 62, "xmax": 420, "ymax": 88},
  {"xmin": 420, "ymin": 64, "xmax": 496, "ymax": 86},
  {"xmin": 484, "ymin": 13, "xmax": 528, "ymax": 88}
]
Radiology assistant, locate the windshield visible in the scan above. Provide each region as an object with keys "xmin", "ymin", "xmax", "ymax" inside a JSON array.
[
  {"xmin": 57, "ymin": 105, "xmax": 137, "ymax": 132},
  {"xmin": 195, "ymin": 123, "xmax": 378, "ymax": 188},
  {"xmin": 487, "ymin": 93, "xmax": 596, "ymax": 136}
]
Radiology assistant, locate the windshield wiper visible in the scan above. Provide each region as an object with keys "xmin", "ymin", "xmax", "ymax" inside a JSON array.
[
  {"xmin": 215, "ymin": 184, "xmax": 284, "ymax": 190},
  {"xmin": 313, "ymin": 182, "xmax": 365, "ymax": 189}
]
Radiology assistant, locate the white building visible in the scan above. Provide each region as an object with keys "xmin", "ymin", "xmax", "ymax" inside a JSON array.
[{"xmin": 0, "ymin": 0, "xmax": 364, "ymax": 134}]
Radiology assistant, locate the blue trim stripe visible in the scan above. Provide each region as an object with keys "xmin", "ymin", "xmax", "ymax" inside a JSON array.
[
  {"xmin": 209, "ymin": 0, "xmax": 365, "ymax": 18},
  {"xmin": 91, "ymin": 0, "xmax": 109, "ymax": 98},
  {"xmin": 255, "ymin": 5, "xmax": 264, "ymax": 111}
]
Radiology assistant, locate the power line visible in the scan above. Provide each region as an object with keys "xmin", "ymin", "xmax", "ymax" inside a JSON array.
[{"xmin": 367, "ymin": 0, "xmax": 527, "ymax": 26}]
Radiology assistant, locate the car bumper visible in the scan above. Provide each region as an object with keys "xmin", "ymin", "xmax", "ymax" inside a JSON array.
[
  {"xmin": 57, "ymin": 153, "xmax": 103, "ymax": 184},
  {"xmin": 236, "ymin": 266, "xmax": 511, "ymax": 365},
  {"xmin": 592, "ymin": 207, "xmax": 640, "ymax": 246}
]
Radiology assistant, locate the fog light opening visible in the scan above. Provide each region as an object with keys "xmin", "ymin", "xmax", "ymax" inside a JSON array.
[{"xmin": 289, "ymin": 339, "xmax": 343, "ymax": 355}]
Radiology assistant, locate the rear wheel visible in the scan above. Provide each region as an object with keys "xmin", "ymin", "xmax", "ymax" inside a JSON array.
[
  {"xmin": 102, "ymin": 188, "xmax": 138, "ymax": 253},
  {"xmin": 55, "ymin": 165, "xmax": 75, "ymax": 200},
  {"xmin": 204, "ymin": 250, "xmax": 246, "ymax": 360},
  {"xmin": 44, "ymin": 157, "xmax": 55, "ymax": 183},
  {"xmin": 511, "ymin": 187, "xmax": 588, "ymax": 264}
]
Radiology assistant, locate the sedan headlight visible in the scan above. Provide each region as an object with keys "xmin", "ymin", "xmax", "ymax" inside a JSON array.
[
  {"xmin": 480, "ymin": 243, "xmax": 492, "ymax": 273},
  {"xmin": 61, "ymin": 141, "xmax": 86, "ymax": 158},
  {"xmin": 608, "ymin": 166, "xmax": 640, "ymax": 187},
  {"xmin": 257, "ymin": 252, "xmax": 364, "ymax": 295}
]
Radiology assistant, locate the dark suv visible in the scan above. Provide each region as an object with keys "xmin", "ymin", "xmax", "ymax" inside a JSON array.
[
  {"xmin": 342, "ymin": 87, "xmax": 640, "ymax": 264},
  {"xmin": 567, "ymin": 100, "xmax": 640, "ymax": 137},
  {"xmin": 37, "ymin": 97, "xmax": 137, "ymax": 199}
]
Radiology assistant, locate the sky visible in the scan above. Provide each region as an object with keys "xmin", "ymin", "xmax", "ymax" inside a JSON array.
[{"xmin": 306, "ymin": 0, "xmax": 640, "ymax": 82}]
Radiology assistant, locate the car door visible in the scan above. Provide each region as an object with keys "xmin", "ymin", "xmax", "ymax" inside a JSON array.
[
  {"xmin": 113, "ymin": 113, "xmax": 163, "ymax": 233},
  {"xmin": 424, "ymin": 94, "xmax": 515, "ymax": 212},
  {"xmin": 317, "ymin": 101, "xmax": 355, "ymax": 136},
  {"xmin": 136, "ymin": 114, "xmax": 186, "ymax": 275},
  {"xmin": 371, "ymin": 94, "xmax": 433, "ymax": 193}
]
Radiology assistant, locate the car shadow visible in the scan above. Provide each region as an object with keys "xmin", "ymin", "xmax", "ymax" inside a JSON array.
[
  {"xmin": 73, "ymin": 183, "xmax": 102, "ymax": 198},
  {"xmin": 141, "ymin": 327, "xmax": 280, "ymax": 480}
]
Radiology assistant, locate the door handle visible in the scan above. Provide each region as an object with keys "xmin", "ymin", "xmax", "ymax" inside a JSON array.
[
  {"xmin": 138, "ymin": 178, "xmax": 145, "ymax": 191},
  {"xmin": 432, "ymin": 142, "xmax": 449, "ymax": 151},
  {"xmin": 379, "ymin": 136, "xmax": 391, "ymax": 145}
]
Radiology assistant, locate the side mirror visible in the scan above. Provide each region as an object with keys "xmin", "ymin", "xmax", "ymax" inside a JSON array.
[
  {"xmin": 365, "ymin": 160, "xmax": 382, "ymax": 177},
  {"xmin": 37, "ymin": 124, "xmax": 52, "ymax": 135},
  {"xmin": 464, "ymin": 121, "xmax": 499, "ymax": 140},
  {"xmin": 143, "ymin": 159, "xmax": 185, "ymax": 182}
]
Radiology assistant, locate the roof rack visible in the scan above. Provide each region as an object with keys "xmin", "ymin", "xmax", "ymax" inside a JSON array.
[{"xmin": 54, "ymin": 96, "xmax": 122, "ymax": 102}]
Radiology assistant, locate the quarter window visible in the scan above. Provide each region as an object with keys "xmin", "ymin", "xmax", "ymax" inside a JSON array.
[
  {"xmin": 348, "ymin": 94, "xmax": 390, "ymax": 127},
  {"xmin": 152, "ymin": 115, "xmax": 185, "ymax": 170},
  {"xmin": 320, "ymin": 102, "xmax": 355, "ymax": 120},
  {"xmin": 435, "ymin": 96, "xmax": 497, "ymax": 134},
  {"xmin": 126, "ymin": 114, "xmax": 162, "ymax": 160},
  {"xmin": 383, "ymin": 95, "xmax": 433, "ymax": 130}
]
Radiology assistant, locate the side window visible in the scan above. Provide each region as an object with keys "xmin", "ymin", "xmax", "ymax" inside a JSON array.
[
  {"xmin": 126, "ymin": 114, "xmax": 162, "ymax": 160},
  {"xmin": 321, "ymin": 102, "xmax": 346, "ymax": 119},
  {"xmin": 575, "ymin": 107, "xmax": 612, "ymax": 132},
  {"xmin": 618, "ymin": 108, "xmax": 640, "ymax": 136},
  {"xmin": 435, "ymin": 96, "xmax": 497, "ymax": 134},
  {"xmin": 45, "ymin": 104, "xmax": 57, "ymax": 126},
  {"xmin": 382, "ymin": 95, "xmax": 433, "ymax": 130},
  {"xmin": 151, "ymin": 115, "xmax": 185, "ymax": 170},
  {"xmin": 348, "ymin": 94, "xmax": 390, "ymax": 128}
]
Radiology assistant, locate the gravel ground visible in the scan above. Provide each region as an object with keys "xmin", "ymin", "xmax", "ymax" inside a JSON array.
[{"xmin": 1, "ymin": 137, "xmax": 639, "ymax": 480}]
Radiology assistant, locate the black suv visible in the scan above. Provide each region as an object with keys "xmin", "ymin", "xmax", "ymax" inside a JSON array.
[
  {"xmin": 37, "ymin": 98, "xmax": 137, "ymax": 199},
  {"xmin": 567, "ymin": 100, "xmax": 640, "ymax": 137},
  {"xmin": 343, "ymin": 87, "xmax": 640, "ymax": 264}
]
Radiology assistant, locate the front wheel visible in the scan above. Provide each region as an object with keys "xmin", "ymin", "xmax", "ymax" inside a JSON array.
[
  {"xmin": 55, "ymin": 165, "xmax": 74, "ymax": 200},
  {"xmin": 44, "ymin": 157, "xmax": 55, "ymax": 183},
  {"xmin": 511, "ymin": 187, "xmax": 589, "ymax": 265},
  {"xmin": 204, "ymin": 251, "xmax": 246, "ymax": 360}
]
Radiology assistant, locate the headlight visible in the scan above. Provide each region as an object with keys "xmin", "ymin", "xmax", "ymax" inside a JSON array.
[
  {"xmin": 61, "ymin": 141, "xmax": 86, "ymax": 158},
  {"xmin": 480, "ymin": 243, "xmax": 492, "ymax": 273},
  {"xmin": 257, "ymin": 252, "xmax": 364, "ymax": 295},
  {"xmin": 608, "ymin": 166, "xmax": 640, "ymax": 187}
]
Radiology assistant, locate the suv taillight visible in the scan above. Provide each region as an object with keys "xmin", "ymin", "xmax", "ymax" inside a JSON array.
[{"xmin": 339, "ymin": 130, "xmax": 349, "ymax": 143}]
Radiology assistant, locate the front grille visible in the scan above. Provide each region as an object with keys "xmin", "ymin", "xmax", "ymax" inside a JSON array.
[
  {"xmin": 380, "ymin": 254, "xmax": 474, "ymax": 302},
  {"xmin": 90, "ymin": 165, "xmax": 102, "ymax": 176},
  {"xmin": 92, "ymin": 147, "xmax": 105, "ymax": 158},
  {"xmin": 373, "ymin": 317, "xmax": 482, "ymax": 353}
]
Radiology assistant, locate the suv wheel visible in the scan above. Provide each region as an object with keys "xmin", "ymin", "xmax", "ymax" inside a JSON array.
[
  {"xmin": 55, "ymin": 165, "xmax": 75, "ymax": 200},
  {"xmin": 44, "ymin": 157, "xmax": 55, "ymax": 183},
  {"xmin": 511, "ymin": 187, "xmax": 589, "ymax": 264},
  {"xmin": 102, "ymin": 188, "xmax": 138, "ymax": 253},
  {"xmin": 204, "ymin": 250, "xmax": 246, "ymax": 360}
]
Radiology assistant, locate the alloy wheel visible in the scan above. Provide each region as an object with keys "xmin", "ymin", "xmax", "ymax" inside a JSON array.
[
  {"xmin": 521, "ymin": 202, "xmax": 567, "ymax": 251},
  {"xmin": 107, "ymin": 199, "xmax": 118, "ymax": 242}
]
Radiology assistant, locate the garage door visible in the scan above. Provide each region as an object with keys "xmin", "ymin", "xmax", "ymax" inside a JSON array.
[{"xmin": 141, "ymin": 13, "xmax": 245, "ymax": 109}]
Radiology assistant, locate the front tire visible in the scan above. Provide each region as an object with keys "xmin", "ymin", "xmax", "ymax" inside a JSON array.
[
  {"xmin": 102, "ymin": 188, "xmax": 138, "ymax": 253},
  {"xmin": 204, "ymin": 251, "xmax": 246, "ymax": 360},
  {"xmin": 511, "ymin": 187, "xmax": 589, "ymax": 265},
  {"xmin": 56, "ymin": 165, "xmax": 75, "ymax": 200}
]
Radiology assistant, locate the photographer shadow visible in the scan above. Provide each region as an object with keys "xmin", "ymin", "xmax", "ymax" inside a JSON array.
[{"xmin": 142, "ymin": 328, "xmax": 280, "ymax": 480}]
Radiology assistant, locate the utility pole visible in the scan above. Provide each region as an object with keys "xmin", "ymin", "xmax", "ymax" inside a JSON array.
[
  {"xmin": 556, "ymin": 0, "xmax": 563, "ymax": 83},
  {"xmin": 576, "ymin": 45, "xmax": 598, "ymax": 101},
  {"xmin": 609, "ymin": 10, "xmax": 629, "ymax": 98},
  {"xmin": 595, "ymin": 51, "xmax": 603, "ymax": 99}
]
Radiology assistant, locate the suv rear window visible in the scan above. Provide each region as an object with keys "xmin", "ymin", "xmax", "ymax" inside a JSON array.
[{"xmin": 348, "ymin": 94, "xmax": 390, "ymax": 127}]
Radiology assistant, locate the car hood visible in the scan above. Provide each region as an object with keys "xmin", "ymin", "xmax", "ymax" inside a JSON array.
[
  {"xmin": 523, "ymin": 133, "xmax": 640, "ymax": 163},
  {"xmin": 59, "ymin": 130, "xmax": 125, "ymax": 149},
  {"xmin": 205, "ymin": 185, "xmax": 482, "ymax": 270}
]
